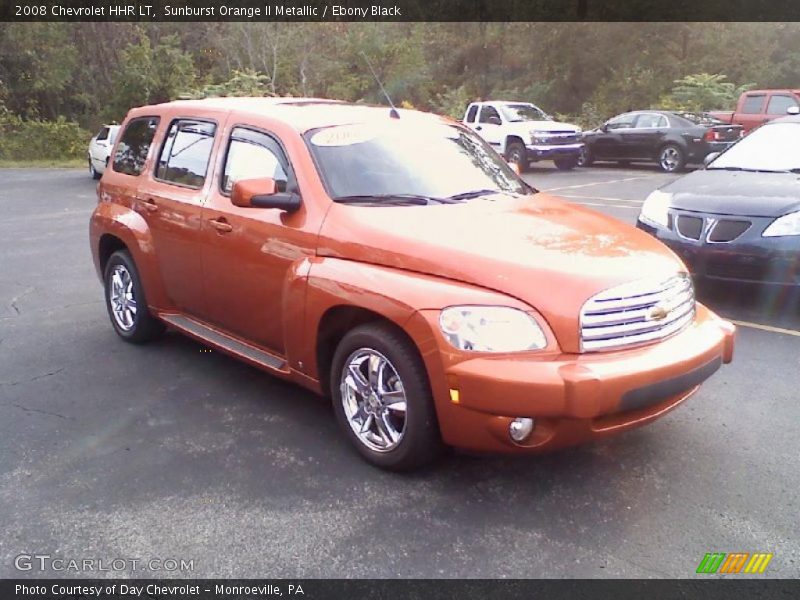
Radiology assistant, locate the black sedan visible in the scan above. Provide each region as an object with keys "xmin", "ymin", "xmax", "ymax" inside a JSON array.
[
  {"xmin": 637, "ymin": 115, "xmax": 800, "ymax": 288},
  {"xmin": 580, "ymin": 111, "xmax": 742, "ymax": 172}
]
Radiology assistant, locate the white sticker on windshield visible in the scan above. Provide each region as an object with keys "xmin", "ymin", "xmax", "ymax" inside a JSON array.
[{"xmin": 311, "ymin": 125, "xmax": 376, "ymax": 147}]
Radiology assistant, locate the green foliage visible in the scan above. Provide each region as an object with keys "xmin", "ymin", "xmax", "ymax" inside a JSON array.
[
  {"xmin": 188, "ymin": 69, "xmax": 273, "ymax": 99},
  {"xmin": 660, "ymin": 73, "xmax": 755, "ymax": 111},
  {"xmin": 431, "ymin": 85, "xmax": 473, "ymax": 119},
  {"xmin": 109, "ymin": 32, "xmax": 196, "ymax": 118},
  {"xmin": 0, "ymin": 111, "xmax": 90, "ymax": 161}
]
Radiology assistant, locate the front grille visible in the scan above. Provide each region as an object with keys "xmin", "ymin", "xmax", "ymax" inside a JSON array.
[
  {"xmin": 708, "ymin": 219, "xmax": 751, "ymax": 242},
  {"xmin": 580, "ymin": 273, "xmax": 695, "ymax": 352},
  {"xmin": 676, "ymin": 215, "xmax": 703, "ymax": 240},
  {"xmin": 539, "ymin": 132, "xmax": 579, "ymax": 145}
]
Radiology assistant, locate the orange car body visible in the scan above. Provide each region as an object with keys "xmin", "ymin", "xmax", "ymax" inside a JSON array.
[{"xmin": 90, "ymin": 98, "xmax": 735, "ymax": 455}]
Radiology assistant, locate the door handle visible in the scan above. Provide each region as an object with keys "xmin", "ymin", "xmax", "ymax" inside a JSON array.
[
  {"xmin": 139, "ymin": 198, "xmax": 158, "ymax": 212},
  {"xmin": 209, "ymin": 217, "xmax": 233, "ymax": 233},
  {"xmin": 475, "ymin": 126, "xmax": 483, "ymax": 131}
]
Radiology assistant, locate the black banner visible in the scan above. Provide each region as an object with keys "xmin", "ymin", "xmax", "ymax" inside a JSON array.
[
  {"xmin": 4, "ymin": 0, "xmax": 800, "ymax": 22},
  {"xmin": 2, "ymin": 579, "xmax": 800, "ymax": 600}
]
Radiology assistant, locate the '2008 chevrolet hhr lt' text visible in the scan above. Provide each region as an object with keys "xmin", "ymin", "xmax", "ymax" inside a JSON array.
[{"xmin": 90, "ymin": 98, "xmax": 735, "ymax": 470}]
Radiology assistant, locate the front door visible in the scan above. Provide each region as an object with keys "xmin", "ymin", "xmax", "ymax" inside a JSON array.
[{"xmin": 199, "ymin": 125, "xmax": 317, "ymax": 355}]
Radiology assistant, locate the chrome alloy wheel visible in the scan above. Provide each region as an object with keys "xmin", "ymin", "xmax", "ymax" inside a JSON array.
[
  {"xmin": 109, "ymin": 264, "xmax": 137, "ymax": 331},
  {"xmin": 660, "ymin": 146, "xmax": 680, "ymax": 171},
  {"xmin": 340, "ymin": 348, "xmax": 407, "ymax": 453}
]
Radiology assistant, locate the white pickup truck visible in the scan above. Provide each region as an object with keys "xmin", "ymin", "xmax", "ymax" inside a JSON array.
[{"xmin": 463, "ymin": 101, "xmax": 583, "ymax": 171}]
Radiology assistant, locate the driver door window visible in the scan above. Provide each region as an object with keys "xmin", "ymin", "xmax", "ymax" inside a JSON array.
[
  {"xmin": 222, "ymin": 128, "xmax": 289, "ymax": 194},
  {"xmin": 479, "ymin": 106, "xmax": 501, "ymax": 124},
  {"xmin": 606, "ymin": 114, "xmax": 637, "ymax": 130}
]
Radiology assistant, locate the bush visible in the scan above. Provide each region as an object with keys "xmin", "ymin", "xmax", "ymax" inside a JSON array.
[{"xmin": 0, "ymin": 111, "xmax": 90, "ymax": 161}]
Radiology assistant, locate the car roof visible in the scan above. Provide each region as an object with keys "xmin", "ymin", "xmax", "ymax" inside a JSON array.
[
  {"xmin": 138, "ymin": 97, "xmax": 446, "ymax": 133},
  {"xmin": 742, "ymin": 89, "xmax": 800, "ymax": 95}
]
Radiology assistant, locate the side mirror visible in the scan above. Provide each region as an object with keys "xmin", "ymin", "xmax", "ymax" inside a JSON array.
[
  {"xmin": 703, "ymin": 152, "xmax": 720, "ymax": 166},
  {"xmin": 231, "ymin": 177, "xmax": 301, "ymax": 212},
  {"xmin": 787, "ymin": 105, "xmax": 800, "ymax": 115},
  {"xmin": 488, "ymin": 116, "xmax": 502, "ymax": 126},
  {"xmin": 599, "ymin": 123, "xmax": 608, "ymax": 132}
]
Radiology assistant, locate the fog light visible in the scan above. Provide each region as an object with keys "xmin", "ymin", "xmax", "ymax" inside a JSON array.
[{"xmin": 509, "ymin": 417, "xmax": 535, "ymax": 443}]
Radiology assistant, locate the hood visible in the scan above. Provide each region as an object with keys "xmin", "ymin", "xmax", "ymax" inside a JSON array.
[
  {"xmin": 662, "ymin": 169, "xmax": 800, "ymax": 217},
  {"xmin": 317, "ymin": 194, "xmax": 684, "ymax": 352}
]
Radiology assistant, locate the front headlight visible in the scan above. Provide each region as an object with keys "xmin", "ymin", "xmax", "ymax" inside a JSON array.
[
  {"xmin": 763, "ymin": 211, "xmax": 800, "ymax": 237},
  {"xmin": 530, "ymin": 130, "xmax": 546, "ymax": 144},
  {"xmin": 439, "ymin": 306, "xmax": 547, "ymax": 352},
  {"xmin": 640, "ymin": 190, "xmax": 672, "ymax": 229}
]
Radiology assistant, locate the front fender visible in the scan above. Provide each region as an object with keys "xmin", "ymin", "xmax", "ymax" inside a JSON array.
[
  {"xmin": 286, "ymin": 257, "xmax": 532, "ymax": 384},
  {"xmin": 89, "ymin": 202, "xmax": 170, "ymax": 310}
]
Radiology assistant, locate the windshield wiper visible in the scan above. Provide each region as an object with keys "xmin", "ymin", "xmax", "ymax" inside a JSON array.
[
  {"xmin": 439, "ymin": 189, "xmax": 512, "ymax": 202},
  {"xmin": 333, "ymin": 194, "xmax": 434, "ymax": 206}
]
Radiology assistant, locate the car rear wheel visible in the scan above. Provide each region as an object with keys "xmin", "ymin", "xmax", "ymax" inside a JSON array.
[
  {"xmin": 89, "ymin": 159, "xmax": 101, "ymax": 180},
  {"xmin": 103, "ymin": 250, "xmax": 165, "ymax": 343},
  {"xmin": 554, "ymin": 156, "xmax": 579, "ymax": 170},
  {"xmin": 658, "ymin": 144, "xmax": 685, "ymax": 173},
  {"xmin": 330, "ymin": 323, "xmax": 443, "ymax": 471},
  {"xmin": 505, "ymin": 142, "xmax": 528, "ymax": 173}
]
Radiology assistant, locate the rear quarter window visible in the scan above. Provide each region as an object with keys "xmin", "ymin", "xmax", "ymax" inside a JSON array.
[
  {"xmin": 112, "ymin": 117, "xmax": 160, "ymax": 176},
  {"xmin": 741, "ymin": 94, "xmax": 766, "ymax": 114}
]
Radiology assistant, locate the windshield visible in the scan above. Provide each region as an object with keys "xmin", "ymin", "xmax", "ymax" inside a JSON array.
[
  {"xmin": 708, "ymin": 122, "xmax": 800, "ymax": 172},
  {"xmin": 499, "ymin": 103, "xmax": 548, "ymax": 122},
  {"xmin": 306, "ymin": 121, "xmax": 529, "ymax": 203}
]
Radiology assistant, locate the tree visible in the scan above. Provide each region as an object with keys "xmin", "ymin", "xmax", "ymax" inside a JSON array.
[{"xmin": 661, "ymin": 73, "xmax": 754, "ymax": 111}]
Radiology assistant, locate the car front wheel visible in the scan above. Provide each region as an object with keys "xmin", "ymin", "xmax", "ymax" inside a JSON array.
[
  {"xmin": 330, "ymin": 323, "xmax": 442, "ymax": 471},
  {"xmin": 505, "ymin": 142, "xmax": 528, "ymax": 173},
  {"xmin": 89, "ymin": 159, "xmax": 101, "ymax": 180},
  {"xmin": 103, "ymin": 250, "xmax": 165, "ymax": 343}
]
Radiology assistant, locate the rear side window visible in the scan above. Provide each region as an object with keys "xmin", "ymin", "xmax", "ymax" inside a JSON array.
[
  {"xmin": 465, "ymin": 105, "xmax": 478, "ymax": 123},
  {"xmin": 766, "ymin": 94, "xmax": 797, "ymax": 115},
  {"xmin": 156, "ymin": 120, "xmax": 217, "ymax": 189},
  {"xmin": 741, "ymin": 94, "xmax": 766, "ymax": 114},
  {"xmin": 96, "ymin": 127, "xmax": 109, "ymax": 141},
  {"xmin": 112, "ymin": 117, "xmax": 159, "ymax": 176}
]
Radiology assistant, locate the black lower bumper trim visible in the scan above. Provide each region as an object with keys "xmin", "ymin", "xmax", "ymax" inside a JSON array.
[{"xmin": 619, "ymin": 355, "xmax": 722, "ymax": 413}]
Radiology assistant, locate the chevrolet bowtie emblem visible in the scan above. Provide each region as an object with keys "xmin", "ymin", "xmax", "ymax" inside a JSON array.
[{"xmin": 647, "ymin": 303, "xmax": 670, "ymax": 321}]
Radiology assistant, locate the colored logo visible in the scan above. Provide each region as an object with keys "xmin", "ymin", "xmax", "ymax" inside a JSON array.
[
  {"xmin": 696, "ymin": 552, "xmax": 773, "ymax": 574},
  {"xmin": 646, "ymin": 302, "xmax": 670, "ymax": 322}
]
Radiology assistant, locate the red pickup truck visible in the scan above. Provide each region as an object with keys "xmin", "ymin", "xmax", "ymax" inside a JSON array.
[{"xmin": 710, "ymin": 89, "xmax": 800, "ymax": 132}]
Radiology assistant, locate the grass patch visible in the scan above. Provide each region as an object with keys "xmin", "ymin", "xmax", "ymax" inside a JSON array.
[{"xmin": 0, "ymin": 158, "xmax": 86, "ymax": 169}]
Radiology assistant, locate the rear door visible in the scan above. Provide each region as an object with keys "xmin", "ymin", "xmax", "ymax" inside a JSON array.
[
  {"xmin": 628, "ymin": 113, "xmax": 669, "ymax": 159},
  {"xmin": 736, "ymin": 93, "xmax": 767, "ymax": 131},
  {"xmin": 133, "ymin": 117, "xmax": 221, "ymax": 317}
]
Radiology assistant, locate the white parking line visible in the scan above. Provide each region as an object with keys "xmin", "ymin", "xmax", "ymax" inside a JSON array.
[
  {"xmin": 544, "ymin": 176, "xmax": 650, "ymax": 192},
  {"xmin": 728, "ymin": 319, "xmax": 800, "ymax": 338}
]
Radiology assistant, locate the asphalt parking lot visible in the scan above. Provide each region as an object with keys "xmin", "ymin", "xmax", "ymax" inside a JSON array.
[{"xmin": 0, "ymin": 166, "xmax": 798, "ymax": 578}]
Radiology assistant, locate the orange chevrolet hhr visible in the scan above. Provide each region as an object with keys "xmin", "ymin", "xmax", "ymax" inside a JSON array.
[{"xmin": 90, "ymin": 98, "xmax": 735, "ymax": 470}]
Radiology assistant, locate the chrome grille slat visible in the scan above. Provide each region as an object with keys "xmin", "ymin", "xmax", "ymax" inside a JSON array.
[
  {"xmin": 580, "ymin": 274, "xmax": 696, "ymax": 352},
  {"xmin": 583, "ymin": 280, "xmax": 692, "ymax": 314}
]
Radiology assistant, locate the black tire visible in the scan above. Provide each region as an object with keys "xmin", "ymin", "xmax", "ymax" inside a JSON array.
[
  {"xmin": 505, "ymin": 141, "xmax": 528, "ymax": 173},
  {"xmin": 330, "ymin": 322, "xmax": 443, "ymax": 471},
  {"xmin": 577, "ymin": 146, "xmax": 593, "ymax": 167},
  {"xmin": 103, "ymin": 250, "xmax": 165, "ymax": 343},
  {"xmin": 554, "ymin": 156, "xmax": 579, "ymax": 170},
  {"xmin": 89, "ymin": 159, "xmax": 101, "ymax": 180},
  {"xmin": 658, "ymin": 144, "xmax": 685, "ymax": 173}
]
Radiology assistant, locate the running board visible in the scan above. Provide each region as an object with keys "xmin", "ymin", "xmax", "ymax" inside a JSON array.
[{"xmin": 160, "ymin": 314, "xmax": 287, "ymax": 371}]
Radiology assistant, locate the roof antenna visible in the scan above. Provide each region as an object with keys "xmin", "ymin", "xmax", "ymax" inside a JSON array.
[{"xmin": 361, "ymin": 52, "xmax": 400, "ymax": 119}]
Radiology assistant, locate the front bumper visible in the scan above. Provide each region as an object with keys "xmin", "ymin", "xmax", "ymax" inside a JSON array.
[
  {"xmin": 637, "ymin": 217, "xmax": 800, "ymax": 287},
  {"xmin": 526, "ymin": 142, "xmax": 584, "ymax": 162},
  {"xmin": 413, "ymin": 304, "xmax": 734, "ymax": 454}
]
